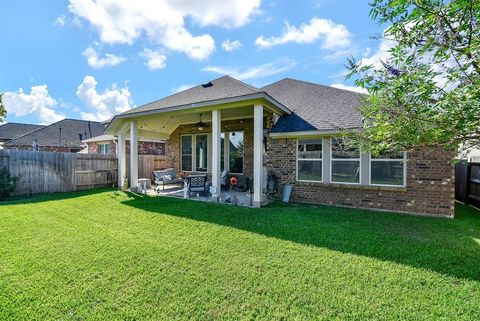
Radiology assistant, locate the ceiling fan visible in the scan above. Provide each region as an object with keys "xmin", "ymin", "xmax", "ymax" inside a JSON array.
[{"xmin": 195, "ymin": 113, "xmax": 209, "ymax": 131}]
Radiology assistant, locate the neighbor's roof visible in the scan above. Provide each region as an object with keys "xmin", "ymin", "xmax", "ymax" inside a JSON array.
[
  {"xmin": 6, "ymin": 119, "xmax": 105, "ymax": 147},
  {"xmin": 121, "ymin": 75, "xmax": 261, "ymax": 116},
  {"xmin": 0, "ymin": 122, "xmax": 45, "ymax": 141},
  {"xmin": 262, "ymin": 78, "xmax": 365, "ymax": 133}
]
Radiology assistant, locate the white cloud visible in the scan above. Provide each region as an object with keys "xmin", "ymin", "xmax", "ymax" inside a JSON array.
[
  {"xmin": 140, "ymin": 48, "xmax": 167, "ymax": 70},
  {"xmin": 330, "ymin": 83, "xmax": 368, "ymax": 94},
  {"xmin": 82, "ymin": 46, "xmax": 125, "ymax": 69},
  {"xmin": 222, "ymin": 39, "xmax": 242, "ymax": 52},
  {"xmin": 322, "ymin": 48, "xmax": 356, "ymax": 62},
  {"xmin": 203, "ymin": 59, "xmax": 296, "ymax": 80},
  {"xmin": 68, "ymin": 0, "xmax": 260, "ymax": 60},
  {"xmin": 54, "ymin": 14, "xmax": 67, "ymax": 27},
  {"xmin": 3, "ymin": 86, "xmax": 65, "ymax": 124},
  {"xmin": 76, "ymin": 76, "xmax": 133, "ymax": 121},
  {"xmin": 255, "ymin": 18, "xmax": 351, "ymax": 49},
  {"xmin": 172, "ymin": 84, "xmax": 195, "ymax": 93}
]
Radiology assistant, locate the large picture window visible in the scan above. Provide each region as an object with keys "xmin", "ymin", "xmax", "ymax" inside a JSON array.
[
  {"xmin": 297, "ymin": 139, "xmax": 322, "ymax": 182},
  {"xmin": 370, "ymin": 152, "xmax": 406, "ymax": 186},
  {"xmin": 331, "ymin": 138, "xmax": 360, "ymax": 184}
]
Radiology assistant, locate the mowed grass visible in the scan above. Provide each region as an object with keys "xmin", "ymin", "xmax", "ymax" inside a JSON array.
[{"xmin": 1, "ymin": 190, "xmax": 480, "ymax": 320}]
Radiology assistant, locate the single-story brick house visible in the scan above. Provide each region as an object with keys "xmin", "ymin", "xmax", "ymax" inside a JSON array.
[
  {"xmin": 105, "ymin": 76, "xmax": 454, "ymax": 217},
  {"xmin": 4, "ymin": 119, "xmax": 105, "ymax": 153}
]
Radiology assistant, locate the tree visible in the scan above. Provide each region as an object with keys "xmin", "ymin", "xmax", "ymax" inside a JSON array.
[
  {"xmin": 0, "ymin": 167, "xmax": 18, "ymax": 200},
  {"xmin": 346, "ymin": 0, "xmax": 480, "ymax": 155},
  {"xmin": 0, "ymin": 93, "xmax": 5, "ymax": 123}
]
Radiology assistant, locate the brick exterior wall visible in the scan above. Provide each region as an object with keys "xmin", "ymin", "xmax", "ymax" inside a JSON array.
[
  {"xmin": 266, "ymin": 137, "xmax": 455, "ymax": 217},
  {"xmin": 86, "ymin": 140, "xmax": 165, "ymax": 156}
]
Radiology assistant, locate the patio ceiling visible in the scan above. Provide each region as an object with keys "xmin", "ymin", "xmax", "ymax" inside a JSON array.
[{"xmin": 107, "ymin": 101, "xmax": 276, "ymax": 140}]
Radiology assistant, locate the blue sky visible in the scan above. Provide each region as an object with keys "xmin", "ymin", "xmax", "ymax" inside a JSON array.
[{"xmin": 0, "ymin": 0, "xmax": 387, "ymax": 125}]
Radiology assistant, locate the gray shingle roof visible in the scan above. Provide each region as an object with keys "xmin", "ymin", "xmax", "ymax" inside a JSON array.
[
  {"xmin": 262, "ymin": 78, "xmax": 366, "ymax": 133},
  {"xmin": 0, "ymin": 123, "xmax": 45, "ymax": 141},
  {"xmin": 5, "ymin": 119, "xmax": 105, "ymax": 148},
  {"xmin": 112, "ymin": 75, "xmax": 365, "ymax": 134},
  {"xmin": 122, "ymin": 75, "xmax": 260, "ymax": 115}
]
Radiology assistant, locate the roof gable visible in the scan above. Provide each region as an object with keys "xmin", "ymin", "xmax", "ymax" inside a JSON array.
[{"xmin": 122, "ymin": 75, "xmax": 260, "ymax": 116}]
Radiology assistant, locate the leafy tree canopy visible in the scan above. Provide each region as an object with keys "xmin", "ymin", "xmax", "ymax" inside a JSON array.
[
  {"xmin": 0, "ymin": 93, "xmax": 5, "ymax": 123},
  {"xmin": 346, "ymin": 0, "xmax": 480, "ymax": 155}
]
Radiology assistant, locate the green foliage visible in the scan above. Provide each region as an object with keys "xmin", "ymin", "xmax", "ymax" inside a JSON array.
[
  {"xmin": 346, "ymin": 0, "xmax": 480, "ymax": 155},
  {"xmin": 0, "ymin": 93, "xmax": 5, "ymax": 123},
  {"xmin": 0, "ymin": 167, "xmax": 18, "ymax": 200},
  {"xmin": 0, "ymin": 190, "xmax": 479, "ymax": 319}
]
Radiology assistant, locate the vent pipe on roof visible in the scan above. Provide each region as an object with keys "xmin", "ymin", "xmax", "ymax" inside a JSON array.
[
  {"xmin": 201, "ymin": 82, "xmax": 213, "ymax": 88},
  {"xmin": 88, "ymin": 121, "xmax": 92, "ymax": 138},
  {"xmin": 59, "ymin": 127, "xmax": 62, "ymax": 146}
]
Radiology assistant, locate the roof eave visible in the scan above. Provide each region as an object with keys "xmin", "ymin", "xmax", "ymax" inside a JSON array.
[{"xmin": 105, "ymin": 92, "xmax": 291, "ymax": 134}]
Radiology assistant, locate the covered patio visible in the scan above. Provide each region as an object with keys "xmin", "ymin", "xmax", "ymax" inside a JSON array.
[{"xmin": 105, "ymin": 77, "xmax": 290, "ymax": 207}]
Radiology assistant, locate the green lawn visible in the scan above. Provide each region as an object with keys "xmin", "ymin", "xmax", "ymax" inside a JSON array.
[{"xmin": 1, "ymin": 190, "xmax": 480, "ymax": 320}]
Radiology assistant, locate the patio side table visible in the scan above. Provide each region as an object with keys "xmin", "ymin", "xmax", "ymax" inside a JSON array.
[{"xmin": 138, "ymin": 178, "xmax": 150, "ymax": 194}]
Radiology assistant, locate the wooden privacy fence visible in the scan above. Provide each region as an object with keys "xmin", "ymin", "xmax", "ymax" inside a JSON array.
[
  {"xmin": 0, "ymin": 150, "xmax": 117, "ymax": 196},
  {"xmin": 126, "ymin": 155, "xmax": 166, "ymax": 182},
  {"xmin": 455, "ymin": 161, "xmax": 480, "ymax": 208}
]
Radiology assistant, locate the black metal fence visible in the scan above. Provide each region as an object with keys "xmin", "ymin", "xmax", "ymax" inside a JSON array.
[{"xmin": 455, "ymin": 161, "xmax": 480, "ymax": 208}]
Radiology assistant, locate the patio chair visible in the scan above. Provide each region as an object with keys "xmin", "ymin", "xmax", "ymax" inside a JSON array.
[
  {"xmin": 221, "ymin": 171, "xmax": 250, "ymax": 192},
  {"xmin": 186, "ymin": 174, "xmax": 208, "ymax": 197},
  {"xmin": 153, "ymin": 168, "xmax": 184, "ymax": 191}
]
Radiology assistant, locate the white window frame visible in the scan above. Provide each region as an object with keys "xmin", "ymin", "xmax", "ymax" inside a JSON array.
[
  {"xmin": 330, "ymin": 137, "xmax": 361, "ymax": 185},
  {"xmin": 98, "ymin": 143, "xmax": 110, "ymax": 155},
  {"xmin": 224, "ymin": 130, "xmax": 244, "ymax": 175},
  {"xmin": 369, "ymin": 152, "xmax": 407, "ymax": 187},
  {"xmin": 180, "ymin": 134, "xmax": 205, "ymax": 173},
  {"xmin": 296, "ymin": 138, "xmax": 324, "ymax": 183}
]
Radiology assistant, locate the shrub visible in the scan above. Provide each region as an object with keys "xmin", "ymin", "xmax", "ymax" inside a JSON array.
[{"xmin": 0, "ymin": 167, "xmax": 18, "ymax": 200}]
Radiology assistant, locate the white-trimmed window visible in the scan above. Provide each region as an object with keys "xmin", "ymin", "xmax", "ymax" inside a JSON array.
[
  {"xmin": 195, "ymin": 134, "xmax": 208, "ymax": 172},
  {"xmin": 98, "ymin": 143, "xmax": 110, "ymax": 155},
  {"xmin": 297, "ymin": 139, "xmax": 323, "ymax": 182},
  {"xmin": 181, "ymin": 135, "xmax": 193, "ymax": 171},
  {"xmin": 370, "ymin": 152, "xmax": 406, "ymax": 186},
  {"xmin": 331, "ymin": 138, "xmax": 360, "ymax": 184},
  {"xmin": 181, "ymin": 134, "xmax": 208, "ymax": 172}
]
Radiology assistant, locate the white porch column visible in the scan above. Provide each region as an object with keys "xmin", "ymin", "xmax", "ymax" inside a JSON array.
[
  {"xmin": 211, "ymin": 109, "xmax": 222, "ymax": 200},
  {"xmin": 118, "ymin": 132, "xmax": 127, "ymax": 190},
  {"xmin": 223, "ymin": 132, "xmax": 230, "ymax": 172},
  {"xmin": 253, "ymin": 104, "xmax": 264, "ymax": 207},
  {"xmin": 130, "ymin": 120, "xmax": 138, "ymax": 189}
]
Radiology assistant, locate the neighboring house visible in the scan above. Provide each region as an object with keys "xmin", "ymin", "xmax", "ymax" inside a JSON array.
[
  {"xmin": 5, "ymin": 119, "xmax": 105, "ymax": 153},
  {"xmin": 105, "ymin": 75, "xmax": 454, "ymax": 217},
  {"xmin": 0, "ymin": 122, "xmax": 45, "ymax": 148},
  {"xmin": 82, "ymin": 134, "xmax": 165, "ymax": 155}
]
